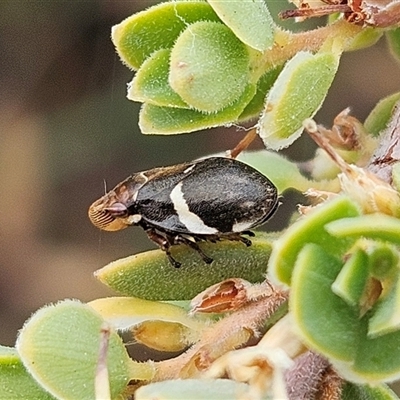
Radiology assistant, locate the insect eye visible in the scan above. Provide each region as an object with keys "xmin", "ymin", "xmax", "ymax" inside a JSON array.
[{"xmin": 105, "ymin": 202, "xmax": 128, "ymax": 217}]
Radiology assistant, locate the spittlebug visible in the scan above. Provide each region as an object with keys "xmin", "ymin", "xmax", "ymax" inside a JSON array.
[{"xmin": 89, "ymin": 157, "xmax": 278, "ymax": 267}]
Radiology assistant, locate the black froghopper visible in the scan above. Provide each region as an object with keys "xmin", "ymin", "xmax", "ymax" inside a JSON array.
[{"xmin": 88, "ymin": 157, "xmax": 278, "ymax": 267}]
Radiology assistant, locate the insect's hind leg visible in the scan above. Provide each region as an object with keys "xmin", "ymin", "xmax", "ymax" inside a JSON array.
[
  {"xmin": 174, "ymin": 234, "xmax": 214, "ymax": 264},
  {"xmin": 219, "ymin": 232, "xmax": 253, "ymax": 247},
  {"xmin": 144, "ymin": 228, "xmax": 182, "ymax": 268},
  {"xmin": 239, "ymin": 235, "xmax": 252, "ymax": 247}
]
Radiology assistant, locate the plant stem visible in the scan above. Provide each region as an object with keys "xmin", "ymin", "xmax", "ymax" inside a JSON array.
[{"xmin": 254, "ymin": 19, "xmax": 362, "ymax": 76}]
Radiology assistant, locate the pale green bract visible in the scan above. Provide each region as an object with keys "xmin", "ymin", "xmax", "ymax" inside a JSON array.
[
  {"xmin": 128, "ymin": 48, "xmax": 188, "ymax": 108},
  {"xmin": 0, "ymin": 346, "xmax": 56, "ymax": 400},
  {"xmin": 95, "ymin": 234, "xmax": 273, "ymax": 300},
  {"xmin": 387, "ymin": 28, "xmax": 400, "ymax": 64},
  {"xmin": 258, "ymin": 50, "xmax": 340, "ymax": 150},
  {"xmin": 136, "ymin": 379, "xmax": 251, "ymax": 400},
  {"xmin": 169, "ymin": 21, "xmax": 250, "ymax": 113},
  {"xmin": 364, "ymin": 91, "xmax": 400, "ymax": 136},
  {"xmin": 111, "ymin": 1, "xmax": 220, "ymax": 70},
  {"xmin": 16, "ymin": 300, "xmax": 131, "ymax": 400},
  {"xmin": 139, "ymin": 84, "xmax": 256, "ymax": 134},
  {"xmin": 208, "ymin": 0, "xmax": 275, "ymax": 51}
]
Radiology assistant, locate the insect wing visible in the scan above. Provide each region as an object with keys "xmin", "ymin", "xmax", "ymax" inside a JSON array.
[{"xmin": 173, "ymin": 157, "xmax": 278, "ymax": 234}]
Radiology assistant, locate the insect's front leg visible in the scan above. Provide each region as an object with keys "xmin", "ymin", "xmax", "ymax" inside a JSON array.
[{"xmin": 144, "ymin": 227, "xmax": 181, "ymax": 268}]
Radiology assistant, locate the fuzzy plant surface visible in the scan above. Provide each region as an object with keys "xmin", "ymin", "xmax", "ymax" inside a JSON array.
[{"xmin": 3, "ymin": 1, "xmax": 400, "ymax": 400}]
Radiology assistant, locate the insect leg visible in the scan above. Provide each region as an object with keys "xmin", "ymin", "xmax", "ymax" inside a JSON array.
[
  {"xmin": 239, "ymin": 235, "xmax": 252, "ymax": 247},
  {"xmin": 174, "ymin": 235, "xmax": 214, "ymax": 264},
  {"xmin": 219, "ymin": 232, "xmax": 253, "ymax": 247},
  {"xmin": 144, "ymin": 228, "xmax": 181, "ymax": 268}
]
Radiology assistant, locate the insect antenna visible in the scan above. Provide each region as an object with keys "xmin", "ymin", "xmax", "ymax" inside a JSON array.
[{"xmin": 103, "ymin": 179, "xmax": 108, "ymax": 195}]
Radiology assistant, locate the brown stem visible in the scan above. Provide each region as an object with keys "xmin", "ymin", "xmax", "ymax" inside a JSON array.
[
  {"xmin": 228, "ymin": 128, "xmax": 258, "ymax": 159},
  {"xmin": 279, "ymin": 4, "xmax": 352, "ymax": 20}
]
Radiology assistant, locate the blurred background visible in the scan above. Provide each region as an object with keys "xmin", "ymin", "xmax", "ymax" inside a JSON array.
[{"xmin": 1, "ymin": 0, "xmax": 400, "ymax": 351}]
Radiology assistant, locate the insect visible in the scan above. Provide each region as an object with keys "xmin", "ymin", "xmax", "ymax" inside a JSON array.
[{"xmin": 88, "ymin": 157, "xmax": 279, "ymax": 267}]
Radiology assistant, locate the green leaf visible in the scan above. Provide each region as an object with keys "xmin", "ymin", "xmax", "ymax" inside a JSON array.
[
  {"xmin": 208, "ymin": 0, "xmax": 275, "ymax": 51},
  {"xmin": 95, "ymin": 233, "xmax": 273, "ymax": 300},
  {"xmin": 346, "ymin": 27, "xmax": 383, "ymax": 51},
  {"xmin": 238, "ymin": 66, "xmax": 283, "ymax": 122},
  {"xmin": 258, "ymin": 50, "xmax": 340, "ymax": 150},
  {"xmin": 16, "ymin": 300, "xmax": 131, "ymax": 400},
  {"xmin": 291, "ymin": 244, "xmax": 400, "ymax": 384},
  {"xmin": 387, "ymin": 28, "xmax": 400, "ymax": 64},
  {"xmin": 342, "ymin": 382, "xmax": 399, "ymax": 400},
  {"xmin": 112, "ymin": 1, "xmax": 220, "ymax": 70},
  {"xmin": 237, "ymin": 150, "xmax": 312, "ymax": 193},
  {"xmin": 89, "ymin": 297, "xmax": 206, "ymax": 352},
  {"xmin": 128, "ymin": 49, "xmax": 188, "ymax": 108},
  {"xmin": 331, "ymin": 247, "xmax": 369, "ymax": 308},
  {"xmin": 88, "ymin": 296, "xmax": 205, "ymax": 332},
  {"xmin": 393, "ymin": 163, "xmax": 400, "ymax": 192},
  {"xmin": 139, "ymin": 83, "xmax": 256, "ymax": 134},
  {"xmin": 269, "ymin": 196, "xmax": 360, "ymax": 286},
  {"xmin": 135, "ymin": 379, "xmax": 251, "ymax": 400},
  {"xmin": 364, "ymin": 92, "xmax": 400, "ymax": 136},
  {"xmin": 325, "ymin": 214, "xmax": 400, "ymax": 245},
  {"xmin": 169, "ymin": 21, "xmax": 250, "ymax": 112},
  {"xmin": 290, "ymin": 243, "xmax": 360, "ymax": 362},
  {"xmin": 0, "ymin": 346, "xmax": 56, "ymax": 400},
  {"xmin": 333, "ymin": 322, "xmax": 400, "ymax": 383},
  {"xmin": 368, "ymin": 243, "xmax": 399, "ymax": 280},
  {"xmin": 368, "ymin": 273, "xmax": 400, "ymax": 338}
]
